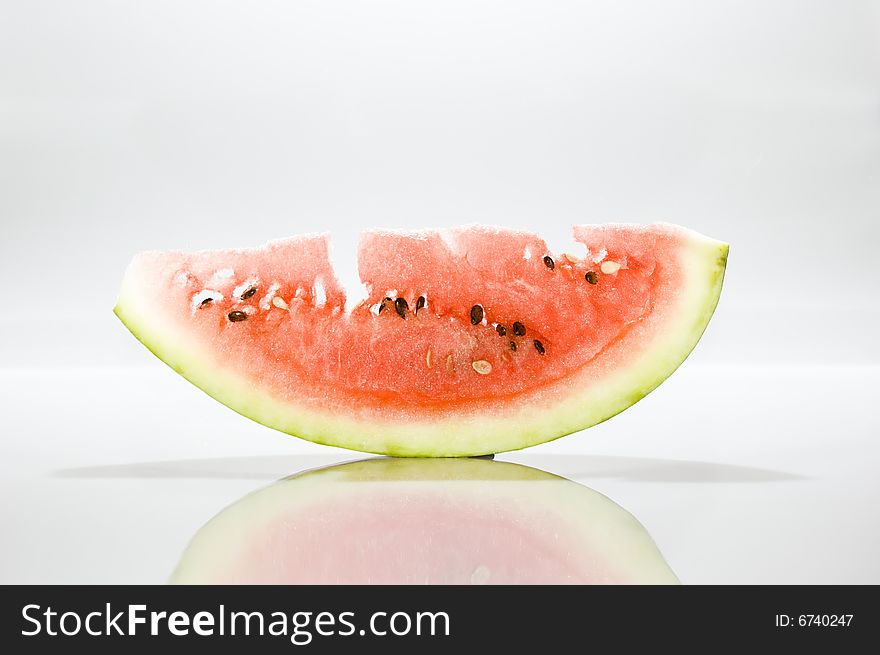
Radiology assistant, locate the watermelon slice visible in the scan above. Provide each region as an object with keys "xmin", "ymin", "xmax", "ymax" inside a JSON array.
[
  {"xmin": 115, "ymin": 223, "xmax": 727, "ymax": 456},
  {"xmin": 170, "ymin": 457, "xmax": 679, "ymax": 584}
]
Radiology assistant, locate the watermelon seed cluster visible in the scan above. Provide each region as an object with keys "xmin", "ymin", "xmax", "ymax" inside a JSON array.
[
  {"xmin": 369, "ymin": 284, "xmax": 556, "ymax": 364},
  {"xmin": 199, "ymin": 265, "xmax": 564, "ymax": 369},
  {"xmin": 196, "ymin": 246, "xmax": 621, "ymax": 367}
]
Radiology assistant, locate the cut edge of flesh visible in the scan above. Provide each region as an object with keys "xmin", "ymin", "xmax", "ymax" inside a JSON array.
[{"xmin": 114, "ymin": 225, "xmax": 728, "ymax": 457}]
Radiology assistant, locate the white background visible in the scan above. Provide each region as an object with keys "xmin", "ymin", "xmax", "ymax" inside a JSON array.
[{"xmin": 1, "ymin": 1, "xmax": 878, "ymax": 583}]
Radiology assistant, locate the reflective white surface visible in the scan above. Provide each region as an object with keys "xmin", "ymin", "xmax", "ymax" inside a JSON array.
[{"xmin": 1, "ymin": 362, "xmax": 877, "ymax": 584}]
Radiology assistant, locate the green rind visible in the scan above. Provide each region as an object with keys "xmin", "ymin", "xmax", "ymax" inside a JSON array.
[{"xmin": 114, "ymin": 228, "xmax": 727, "ymax": 457}]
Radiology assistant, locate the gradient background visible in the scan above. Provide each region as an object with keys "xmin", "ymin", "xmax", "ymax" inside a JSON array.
[{"xmin": 1, "ymin": 1, "xmax": 878, "ymax": 583}]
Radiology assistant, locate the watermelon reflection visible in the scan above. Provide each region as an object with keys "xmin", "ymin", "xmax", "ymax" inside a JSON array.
[{"xmin": 171, "ymin": 457, "xmax": 678, "ymax": 584}]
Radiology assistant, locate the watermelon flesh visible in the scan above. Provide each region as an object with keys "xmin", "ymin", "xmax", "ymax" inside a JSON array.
[
  {"xmin": 115, "ymin": 223, "xmax": 727, "ymax": 456},
  {"xmin": 170, "ymin": 457, "xmax": 679, "ymax": 584}
]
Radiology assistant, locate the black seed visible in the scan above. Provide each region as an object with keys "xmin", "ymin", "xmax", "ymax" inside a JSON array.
[
  {"xmin": 241, "ymin": 286, "xmax": 257, "ymax": 300},
  {"xmin": 509, "ymin": 341, "xmax": 517, "ymax": 351},
  {"xmin": 495, "ymin": 324, "xmax": 507, "ymax": 336},
  {"xmin": 394, "ymin": 297, "xmax": 408, "ymax": 318},
  {"xmin": 533, "ymin": 339, "xmax": 545, "ymax": 355},
  {"xmin": 228, "ymin": 310, "xmax": 248, "ymax": 322},
  {"xmin": 470, "ymin": 304, "xmax": 484, "ymax": 325},
  {"xmin": 512, "ymin": 321, "xmax": 526, "ymax": 337},
  {"xmin": 415, "ymin": 296, "xmax": 426, "ymax": 314},
  {"xmin": 543, "ymin": 255, "xmax": 555, "ymax": 270},
  {"xmin": 585, "ymin": 271, "xmax": 599, "ymax": 284},
  {"xmin": 198, "ymin": 297, "xmax": 213, "ymax": 308},
  {"xmin": 379, "ymin": 297, "xmax": 392, "ymax": 314}
]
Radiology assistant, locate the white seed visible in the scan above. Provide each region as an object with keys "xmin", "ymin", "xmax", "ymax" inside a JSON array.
[
  {"xmin": 260, "ymin": 282, "xmax": 282, "ymax": 310},
  {"xmin": 425, "ymin": 348, "xmax": 433, "ymax": 368},
  {"xmin": 600, "ymin": 260, "xmax": 621, "ymax": 274},
  {"xmin": 564, "ymin": 252, "xmax": 580, "ymax": 263},
  {"xmin": 446, "ymin": 354, "xmax": 454, "ymax": 372},
  {"xmin": 471, "ymin": 360, "xmax": 492, "ymax": 375},
  {"xmin": 313, "ymin": 279, "xmax": 327, "ymax": 308},
  {"xmin": 272, "ymin": 296, "xmax": 289, "ymax": 310}
]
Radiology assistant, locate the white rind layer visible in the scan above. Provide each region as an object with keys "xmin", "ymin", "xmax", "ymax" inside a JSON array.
[{"xmin": 114, "ymin": 226, "xmax": 727, "ymax": 457}]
